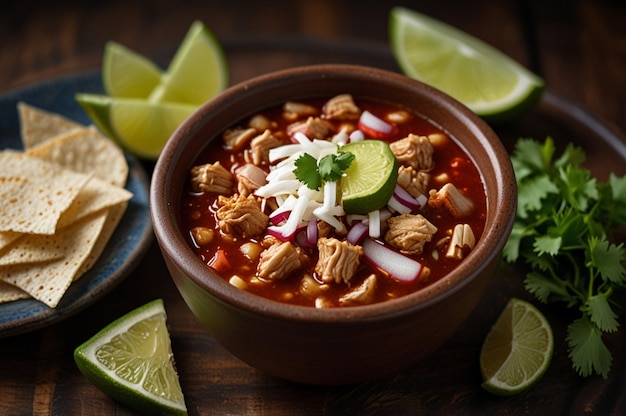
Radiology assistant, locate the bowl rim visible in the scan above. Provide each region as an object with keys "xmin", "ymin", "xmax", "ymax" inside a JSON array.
[{"xmin": 150, "ymin": 63, "xmax": 516, "ymax": 324}]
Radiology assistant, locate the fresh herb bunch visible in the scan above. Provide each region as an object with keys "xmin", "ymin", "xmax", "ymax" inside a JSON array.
[{"xmin": 504, "ymin": 137, "xmax": 626, "ymax": 378}]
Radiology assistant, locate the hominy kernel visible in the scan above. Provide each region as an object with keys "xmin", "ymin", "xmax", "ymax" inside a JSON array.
[
  {"xmin": 428, "ymin": 133, "xmax": 448, "ymax": 147},
  {"xmin": 190, "ymin": 227, "xmax": 214, "ymax": 246},
  {"xmin": 229, "ymin": 275, "xmax": 248, "ymax": 289},
  {"xmin": 433, "ymin": 173, "xmax": 449, "ymax": 183},
  {"xmin": 240, "ymin": 242, "xmax": 262, "ymax": 261},
  {"xmin": 386, "ymin": 110, "xmax": 410, "ymax": 123}
]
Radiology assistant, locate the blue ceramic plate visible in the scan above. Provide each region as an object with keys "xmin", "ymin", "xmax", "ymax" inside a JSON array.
[{"xmin": 0, "ymin": 72, "xmax": 153, "ymax": 338}]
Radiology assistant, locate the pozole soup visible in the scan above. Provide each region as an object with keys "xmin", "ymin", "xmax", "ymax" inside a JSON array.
[{"xmin": 180, "ymin": 94, "xmax": 486, "ymax": 307}]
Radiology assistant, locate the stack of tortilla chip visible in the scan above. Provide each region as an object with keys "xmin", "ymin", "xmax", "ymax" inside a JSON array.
[{"xmin": 0, "ymin": 103, "xmax": 133, "ymax": 308}]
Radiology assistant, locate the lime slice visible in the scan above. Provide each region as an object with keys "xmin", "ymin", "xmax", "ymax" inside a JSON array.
[
  {"xmin": 74, "ymin": 299, "xmax": 187, "ymax": 416},
  {"xmin": 480, "ymin": 298, "xmax": 554, "ymax": 396},
  {"xmin": 340, "ymin": 140, "xmax": 398, "ymax": 214},
  {"xmin": 102, "ymin": 41, "xmax": 163, "ymax": 98},
  {"xmin": 76, "ymin": 93, "xmax": 196, "ymax": 160},
  {"xmin": 389, "ymin": 7, "xmax": 544, "ymax": 122},
  {"xmin": 149, "ymin": 20, "xmax": 229, "ymax": 106}
]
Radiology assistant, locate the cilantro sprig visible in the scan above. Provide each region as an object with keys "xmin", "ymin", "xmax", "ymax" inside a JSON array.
[
  {"xmin": 504, "ymin": 137, "xmax": 626, "ymax": 378},
  {"xmin": 294, "ymin": 151, "xmax": 355, "ymax": 190}
]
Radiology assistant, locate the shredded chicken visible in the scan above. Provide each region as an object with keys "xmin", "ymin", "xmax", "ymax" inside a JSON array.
[
  {"xmin": 397, "ymin": 165, "xmax": 430, "ymax": 198},
  {"xmin": 216, "ymin": 193, "xmax": 268, "ymax": 238},
  {"xmin": 428, "ymin": 183, "xmax": 475, "ymax": 217},
  {"xmin": 250, "ymin": 129, "xmax": 283, "ymax": 165},
  {"xmin": 385, "ymin": 213, "xmax": 438, "ymax": 255},
  {"xmin": 446, "ymin": 224, "xmax": 476, "ymax": 259},
  {"xmin": 322, "ymin": 94, "xmax": 361, "ymax": 120},
  {"xmin": 234, "ymin": 163, "xmax": 267, "ymax": 196},
  {"xmin": 257, "ymin": 241, "xmax": 303, "ymax": 280},
  {"xmin": 315, "ymin": 237, "xmax": 363, "ymax": 284},
  {"xmin": 223, "ymin": 127, "xmax": 257, "ymax": 151},
  {"xmin": 286, "ymin": 116, "xmax": 335, "ymax": 140},
  {"xmin": 389, "ymin": 133, "xmax": 434, "ymax": 171},
  {"xmin": 283, "ymin": 101, "xmax": 318, "ymax": 121},
  {"xmin": 339, "ymin": 274, "xmax": 377, "ymax": 306},
  {"xmin": 190, "ymin": 161, "xmax": 235, "ymax": 194},
  {"xmin": 248, "ymin": 114, "xmax": 276, "ymax": 131}
]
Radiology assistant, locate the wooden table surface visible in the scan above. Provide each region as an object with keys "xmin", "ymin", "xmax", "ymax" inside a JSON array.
[{"xmin": 1, "ymin": 1, "xmax": 625, "ymax": 415}]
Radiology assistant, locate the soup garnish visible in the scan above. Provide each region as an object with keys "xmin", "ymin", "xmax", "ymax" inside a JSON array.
[{"xmin": 181, "ymin": 94, "xmax": 486, "ymax": 307}]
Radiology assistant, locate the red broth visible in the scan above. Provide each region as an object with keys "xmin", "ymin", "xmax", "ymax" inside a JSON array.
[{"xmin": 180, "ymin": 95, "xmax": 486, "ymax": 307}]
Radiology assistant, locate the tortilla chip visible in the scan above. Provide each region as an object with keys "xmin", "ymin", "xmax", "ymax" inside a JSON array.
[
  {"xmin": 0, "ymin": 210, "xmax": 109, "ymax": 307},
  {"xmin": 18, "ymin": 102, "xmax": 83, "ymax": 149},
  {"xmin": 27, "ymin": 125, "xmax": 129, "ymax": 188},
  {"xmin": 57, "ymin": 177, "xmax": 133, "ymax": 229},
  {"xmin": 0, "ymin": 281, "xmax": 30, "ymax": 304},
  {"xmin": 0, "ymin": 151, "xmax": 91, "ymax": 235},
  {"xmin": 0, "ymin": 231, "xmax": 22, "ymax": 252},
  {"xmin": 75, "ymin": 201, "xmax": 128, "ymax": 280},
  {"xmin": 0, "ymin": 234, "xmax": 65, "ymax": 266}
]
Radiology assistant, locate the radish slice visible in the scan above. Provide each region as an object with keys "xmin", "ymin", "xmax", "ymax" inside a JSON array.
[
  {"xmin": 359, "ymin": 111, "xmax": 392, "ymax": 133},
  {"xmin": 346, "ymin": 222, "xmax": 369, "ymax": 245},
  {"xmin": 358, "ymin": 111, "xmax": 394, "ymax": 139},
  {"xmin": 362, "ymin": 239, "xmax": 423, "ymax": 283},
  {"xmin": 349, "ymin": 129, "xmax": 365, "ymax": 142}
]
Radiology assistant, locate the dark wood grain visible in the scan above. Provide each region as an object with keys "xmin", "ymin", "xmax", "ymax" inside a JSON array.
[{"xmin": 1, "ymin": 1, "xmax": 625, "ymax": 415}]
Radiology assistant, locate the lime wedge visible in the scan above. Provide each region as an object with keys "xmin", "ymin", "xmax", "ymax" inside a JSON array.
[
  {"xmin": 76, "ymin": 93, "xmax": 196, "ymax": 160},
  {"xmin": 480, "ymin": 298, "xmax": 554, "ymax": 396},
  {"xmin": 102, "ymin": 41, "xmax": 163, "ymax": 98},
  {"xmin": 74, "ymin": 299, "xmax": 187, "ymax": 416},
  {"xmin": 389, "ymin": 7, "xmax": 544, "ymax": 122},
  {"xmin": 149, "ymin": 20, "xmax": 229, "ymax": 105},
  {"xmin": 340, "ymin": 140, "xmax": 398, "ymax": 214}
]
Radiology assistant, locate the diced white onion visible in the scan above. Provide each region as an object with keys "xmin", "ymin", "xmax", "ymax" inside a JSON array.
[{"xmin": 368, "ymin": 210, "xmax": 381, "ymax": 238}]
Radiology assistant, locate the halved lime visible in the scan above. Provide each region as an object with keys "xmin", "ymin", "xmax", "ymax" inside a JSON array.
[
  {"xmin": 389, "ymin": 7, "xmax": 544, "ymax": 122},
  {"xmin": 76, "ymin": 93, "xmax": 196, "ymax": 160},
  {"xmin": 102, "ymin": 41, "xmax": 163, "ymax": 98},
  {"xmin": 340, "ymin": 140, "xmax": 398, "ymax": 214},
  {"xmin": 149, "ymin": 20, "xmax": 229, "ymax": 105},
  {"xmin": 480, "ymin": 298, "xmax": 554, "ymax": 396},
  {"xmin": 74, "ymin": 299, "xmax": 187, "ymax": 416}
]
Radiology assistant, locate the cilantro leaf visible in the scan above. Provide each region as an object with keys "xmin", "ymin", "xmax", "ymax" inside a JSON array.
[
  {"xmin": 502, "ymin": 224, "xmax": 526, "ymax": 262},
  {"xmin": 555, "ymin": 142, "xmax": 586, "ymax": 169},
  {"xmin": 294, "ymin": 153, "xmax": 322, "ymax": 190},
  {"xmin": 524, "ymin": 271, "xmax": 570, "ymax": 303},
  {"xmin": 567, "ymin": 316, "xmax": 612, "ymax": 378},
  {"xmin": 558, "ymin": 165, "xmax": 598, "ymax": 212},
  {"xmin": 583, "ymin": 294, "xmax": 619, "ymax": 333},
  {"xmin": 318, "ymin": 151, "xmax": 355, "ymax": 183},
  {"xmin": 534, "ymin": 234, "xmax": 562, "ymax": 256},
  {"xmin": 516, "ymin": 175, "xmax": 559, "ymax": 219},
  {"xmin": 608, "ymin": 173, "xmax": 626, "ymax": 225},
  {"xmin": 513, "ymin": 137, "xmax": 555, "ymax": 173},
  {"xmin": 294, "ymin": 151, "xmax": 354, "ymax": 190},
  {"xmin": 587, "ymin": 236, "xmax": 626, "ymax": 285}
]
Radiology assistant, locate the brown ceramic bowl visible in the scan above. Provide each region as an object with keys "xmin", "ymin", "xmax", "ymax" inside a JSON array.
[{"xmin": 150, "ymin": 64, "xmax": 516, "ymax": 385}]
